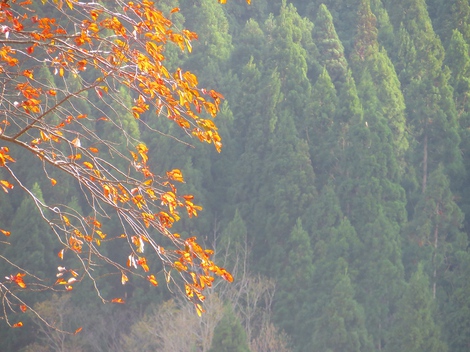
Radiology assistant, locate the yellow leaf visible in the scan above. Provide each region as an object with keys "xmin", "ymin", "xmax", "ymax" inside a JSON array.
[
  {"xmin": 62, "ymin": 215, "xmax": 70, "ymax": 226},
  {"xmin": 0, "ymin": 180, "xmax": 14, "ymax": 193},
  {"xmin": 174, "ymin": 261, "xmax": 187, "ymax": 272},
  {"xmin": 121, "ymin": 272, "xmax": 128, "ymax": 285},
  {"xmin": 51, "ymin": 178, "xmax": 57, "ymax": 186},
  {"xmin": 40, "ymin": 130, "xmax": 50, "ymax": 141},
  {"xmin": 166, "ymin": 169, "xmax": 184, "ymax": 182},
  {"xmin": 65, "ymin": 0, "xmax": 74, "ymax": 10},
  {"xmin": 136, "ymin": 143, "xmax": 148, "ymax": 164},
  {"xmin": 83, "ymin": 161, "xmax": 93, "ymax": 169},
  {"xmin": 195, "ymin": 303, "xmax": 205, "ymax": 317}
]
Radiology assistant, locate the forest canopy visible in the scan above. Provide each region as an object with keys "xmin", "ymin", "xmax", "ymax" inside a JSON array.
[{"xmin": 2, "ymin": 0, "xmax": 470, "ymax": 351}]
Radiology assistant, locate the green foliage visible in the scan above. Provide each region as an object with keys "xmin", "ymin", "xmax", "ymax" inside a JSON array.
[
  {"xmin": 313, "ymin": 4, "xmax": 349, "ymax": 86},
  {"xmin": 312, "ymin": 261, "xmax": 373, "ymax": 352},
  {"xmin": 274, "ymin": 219, "xmax": 314, "ymax": 348},
  {"xmin": 209, "ymin": 304, "xmax": 250, "ymax": 352},
  {"xmin": 386, "ymin": 263, "xmax": 448, "ymax": 352}
]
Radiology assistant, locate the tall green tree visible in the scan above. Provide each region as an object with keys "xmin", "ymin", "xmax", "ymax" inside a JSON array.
[
  {"xmin": 440, "ymin": 248, "xmax": 470, "ymax": 352},
  {"xmin": 312, "ymin": 4, "xmax": 349, "ymax": 87},
  {"xmin": 312, "ymin": 260, "xmax": 373, "ymax": 352},
  {"xmin": 274, "ymin": 219, "xmax": 315, "ymax": 350},
  {"xmin": 1, "ymin": 183, "xmax": 55, "ymax": 280},
  {"xmin": 407, "ymin": 165, "xmax": 465, "ymax": 299},
  {"xmin": 304, "ymin": 67, "xmax": 339, "ymax": 188},
  {"xmin": 386, "ymin": 263, "xmax": 448, "ymax": 352},
  {"xmin": 392, "ymin": 0, "xmax": 463, "ymax": 195},
  {"xmin": 209, "ymin": 304, "xmax": 250, "ymax": 352}
]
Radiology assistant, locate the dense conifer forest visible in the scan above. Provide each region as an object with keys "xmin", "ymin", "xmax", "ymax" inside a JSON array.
[{"xmin": 2, "ymin": 0, "xmax": 470, "ymax": 351}]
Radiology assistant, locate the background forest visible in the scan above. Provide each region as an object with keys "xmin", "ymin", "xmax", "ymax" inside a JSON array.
[{"xmin": 2, "ymin": 0, "xmax": 470, "ymax": 351}]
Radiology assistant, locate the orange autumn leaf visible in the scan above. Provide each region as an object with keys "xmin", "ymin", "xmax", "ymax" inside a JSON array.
[
  {"xmin": 11, "ymin": 273, "xmax": 26, "ymax": 288},
  {"xmin": 1, "ymin": 228, "xmax": 10, "ymax": 236},
  {"xmin": 111, "ymin": 298, "xmax": 125, "ymax": 304},
  {"xmin": 12, "ymin": 322, "xmax": 23, "ymax": 328},
  {"xmin": 74, "ymin": 327, "xmax": 83, "ymax": 334},
  {"xmin": 19, "ymin": 305, "xmax": 27, "ymax": 313},
  {"xmin": 147, "ymin": 274, "xmax": 158, "ymax": 286},
  {"xmin": 137, "ymin": 257, "xmax": 150, "ymax": 272},
  {"xmin": 0, "ymin": 180, "xmax": 14, "ymax": 193},
  {"xmin": 222, "ymin": 270, "xmax": 234, "ymax": 283}
]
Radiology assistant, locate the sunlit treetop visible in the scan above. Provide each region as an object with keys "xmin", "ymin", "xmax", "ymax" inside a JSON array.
[{"xmin": 0, "ymin": 0, "xmax": 248, "ymax": 327}]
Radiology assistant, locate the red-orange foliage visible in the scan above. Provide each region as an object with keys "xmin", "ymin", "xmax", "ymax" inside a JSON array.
[{"xmin": 0, "ymin": 0, "xmax": 248, "ymax": 327}]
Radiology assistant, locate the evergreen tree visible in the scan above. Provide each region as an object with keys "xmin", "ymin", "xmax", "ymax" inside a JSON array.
[
  {"xmin": 445, "ymin": 29, "xmax": 470, "ymax": 107},
  {"xmin": 386, "ymin": 263, "xmax": 448, "ymax": 352},
  {"xmin": 393, "ymin": 0, "xmax": 463, "ymax": 193},
  {"xmin": 305, "ymin": 0, "xmax": 362, "ymax": 53},
  {"xmin": 351, "ymin": 0, "xmax": 408, "ymax": 162},
  {"xmin": 369, "ymin": 0, "xmax": 395, "ymax": 51},
  {"xmin": 408, "ymin": 165, "xmax": 465, "ymax": 299},
  {"xmin": 218, "ymin": 209, "xmax": 248, "ymax": 273},
  {"xmin": 181, "ymin": 0, "xmax": 233, "ymax": 88},
  {"xmin": 274, "ymin": 219, "xmax": 315, "ymax": 350},
  {"xmin": 312, "ymin": 4, "xmax": 349, "ymax": 87},
  {"xmin": 440, "ymin": 248, "xmax": 470, "ymax": 352},
  {"xmin": 208, "ymin": 304, "xmax": 250, "ymax": 352},
  {"xmin": 312, "ymin": 260, "xmax": 373, "ymax": 352},
  {"xmin": 304, "ymin": 67, "xmax": 339, "ymax": 189},
  {"xmin": 1, "ymin": 183, "xmax": 55, "ymax": 280},
  {"xmin": 264, "ymin": 1, "xmax": 315, "ymax": 128}
]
